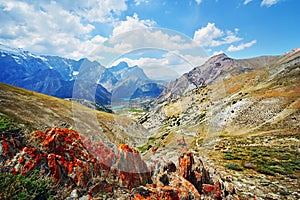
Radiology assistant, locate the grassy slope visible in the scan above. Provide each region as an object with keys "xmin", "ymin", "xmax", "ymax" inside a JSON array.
[{"xmin": 0, "ymin": 83, "xmax": 148, "ymax": 146}]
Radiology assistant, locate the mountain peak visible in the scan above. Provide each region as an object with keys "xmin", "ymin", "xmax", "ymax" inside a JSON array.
[
  {"xmin": 0, "ymin": 43, "xmax": 27, "ymax": 57},
  {"xmin": 110, "ymin": 61, "xmax": 129, "ymax": 72},
  {"xmin": 208, "ymin": 52, "xmax": 231, "ymax": 62}
]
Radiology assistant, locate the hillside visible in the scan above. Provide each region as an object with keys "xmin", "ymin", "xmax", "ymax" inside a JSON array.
[
  {"xmin": 0, "ymin": 83, "xmax": 238, "ymax": 199},
  {"xmin": 138, "ymin": 48, "xmax": 300, "ymax": 199},
  {"xmin": 0, "ymin": 83, "xmax": 148, "ymax": 147},
  {"xmin": 140, "ymin": 49, "xmax": 299, "ymax": 134}
]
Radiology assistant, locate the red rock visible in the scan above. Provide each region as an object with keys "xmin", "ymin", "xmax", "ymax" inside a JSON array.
[
  {"xmin": 116, "ymin": 144, "xmax": 151, "ymax": 189},
  {"xmin": 81, "ymin": 136, "xmax": 116, "ymax": 168},
  {"xmin": 132, "ymin": 174, "xmax": 201, "ymax": 200},
  {"xmin": 151, "ymin": 147, "xmax": 158, "ymax": 153},
  {"xmin": 202, "ymin": 182, "xmax": 222, "ymax": 199},
  {"xmin": 3, "ymin": 127, "xmax": 115, "ymax": 187},
  {"xmin": 178, "ymin": 152, "xmax": 194, "ymax": 179},
  {"xmin": 0, "ymin": 136, "xmax": 22, "ymax": 164},
  {"xmin": 132, "ymin": 186, "xmax": 180, "ymax": 200}
]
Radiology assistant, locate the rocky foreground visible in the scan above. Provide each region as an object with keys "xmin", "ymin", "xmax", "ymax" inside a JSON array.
[{"xmin": 0, "ymin": 127, "xmax": 238, "ymax": 199}]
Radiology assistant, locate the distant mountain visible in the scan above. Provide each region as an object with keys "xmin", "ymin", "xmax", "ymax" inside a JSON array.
[
  {"xmin": 0, "ymin": 44, "xmax": 111, "ymax": 108},
  {"xmin": 0, "ymin": 44, "xmax": 165, "ymax": 109},
  {"xmin": 131, "ymin": 83, "xmax": 164, "ymax": 99},
  {"xmin": 151, "ymin": 53, "xmax": 279, "ymax": 106},
  {"xmin": 100, "ymin": 61, "xmax": 165, "ymax": 102}
]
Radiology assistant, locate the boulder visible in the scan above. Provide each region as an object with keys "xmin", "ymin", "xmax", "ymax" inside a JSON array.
[{"xmin": 116, "ymin": 144, "xmax": 151, "ymax": 188}]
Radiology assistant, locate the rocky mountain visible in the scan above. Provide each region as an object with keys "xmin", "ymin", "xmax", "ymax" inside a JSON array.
[
  {"xmin": 100, "ymin": 61, "xmax": 165, "ymax": 102},
  {"xmin": 138, "ymin": 48, "xmax": 300, "ymax": 199},
  {"xmin": 141, "ymin": 50, "xmax": 299, "ymax": 133},
  {"xmin": 0, "ymin": 44, "xmax": 111, "ymax": 108},
  {"xmin": 0, "ymin": 44, "xmax": 165, "ymax": 110}
]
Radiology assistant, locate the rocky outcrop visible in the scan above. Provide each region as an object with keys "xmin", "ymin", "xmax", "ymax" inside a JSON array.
[
  {"xmin": 3, "ymin": 128, "xmax": 109, "ymax": 186},
  {"xmin": 0, "ymin": 127, "xmax": 152, "ymax": 198},
  {"xmin": 81, "ymin": 135, "xmax": 116, "ymax": 168},
  {"xmin": 132, "ymin": 151, "xmax": 238, "ymax": 200},
  {"xmin": 116, "ymin": 144, "xmax": 151, "ymax": 188},
  {"xmin": 1, "ymin": 127, "xmax": 238, "ymax": 199}
]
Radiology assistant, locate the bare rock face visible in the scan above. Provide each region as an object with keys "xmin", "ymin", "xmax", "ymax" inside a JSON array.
[
  {"xmin": 116, "ymin": 144, "xmax": 151, "ymax": 189},
  {"xmin": 179, "ymin": 151, "xmax": 194, "ymax": 179},
  {"xmin": 132, "ymin": 177, "xmax": 201, "ymax": 199},
  {"xmin": 132, "ymin": 151, "xmax": 237, "ymax": 200}
]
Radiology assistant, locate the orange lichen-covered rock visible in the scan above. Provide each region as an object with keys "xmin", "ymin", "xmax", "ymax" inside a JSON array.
[
  {"xmin": 88, "ymin": 180, "xmax": 113, "ymax": 197},
  {"xmin": 81, "ymin": 136, "xmax": 116, "ymax": 168},
  {"xmin": 116, "ymin": 144, "xmax": 151, "ymax": 189},
  {"xmin": 133, "ymin": 151, "xmax": 237, "ymax": 200},
  {"xmin": 132, "ymin": 186, "xmax": 180, "ymax": 200},
  {"xmin": 202, "ymin": 181, "xmax": 222, "ymax": 200},
  {"xmin": 5, "ymin": 147, "xmax": 46, "ymax": 176},
  {"xmin": 132, "ymin": 174, "xmax": 201, "ymax": 200},
  {"xmin": 39, "ymin": 127, "xmax": 109, "ymax": 186},
  {"xmin": 4, "ymin": 127, "xmax": 115, "ymax": 187},
  {"xmin": 0, "ymin": 136, "xmax": 22, "ymax": 165},
  {"xmin": 178, "ymin": 151, "xmax": 194, "ymax": 180}
]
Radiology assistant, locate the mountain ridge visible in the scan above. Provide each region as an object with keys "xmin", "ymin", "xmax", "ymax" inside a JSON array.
[
  {"xmin": 0, "ymin": 44, "xmax": 165, "ymax": 110},
  {"xmin": 137, "ymin": 48, "xmax": 300, "ymax": 199}
]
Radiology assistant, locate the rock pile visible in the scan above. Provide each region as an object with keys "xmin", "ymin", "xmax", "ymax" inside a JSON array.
[{"xmin": 132, "ymin": 151, "xmax": 238, "ymax": 200}]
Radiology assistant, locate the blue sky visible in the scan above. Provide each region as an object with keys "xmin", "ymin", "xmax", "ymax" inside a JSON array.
[{"xmin": 0, "ymin": 0, "xmax": 299, "ymax": 79}]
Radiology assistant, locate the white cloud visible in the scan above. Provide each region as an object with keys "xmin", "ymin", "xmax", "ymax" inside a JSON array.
[
  {"xmin": 261, "ymin": 0, "xmax": 280, "ymax": 7},
  {"xmin": 135, "ymin": 0, "xmax": 150, "ymax": 6},
  {"xmin": 109, "ymin": 50, "xmax": 208, "ymax": 80},
  {"xmin": 0, "ymin": 0, "xmax": 114, "ymax": 59},
  {"xmin": 112, "ymin": 13, "xmax": 155, "ymax": 37},
  {"xmin": 227, "ymin": 40, "xmax": 257, "ymax": 52},
  {"xmin": 243, "ymin": 0, "xmax": 253, "ymax": 5},
  {"xmin": 89, "ymin": 13, "xmax": 207, "ymax": 65},
  {"xmin": 57, "ymin": 0, "xmax": 127, "ymax": 23},
  {"xmin": 193, "ymin": 23, "xmax": 242, "ymax": 47},
  {"xmin": 244, "ymin": 0, "xmax": 281, "ymax": 7},
  {"xmin": 0, "ymin": 0, "xmax": 209, "ymax": 72},
  {"xmin": 195, "ymin": 0, "xmax": 202, "ymax": 5},
  {"xmin": 213, "ymin": 50, "xmax": 224, "ymax": 56}
]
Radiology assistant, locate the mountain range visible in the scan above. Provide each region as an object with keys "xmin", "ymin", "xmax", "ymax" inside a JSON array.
[
  {"xmin": 0, "ymin": 44, "xmax": 299, "ymax": 199},
  {"xmin": 0, "ymin": 44, "xmax": 164, "ymax": 110}
]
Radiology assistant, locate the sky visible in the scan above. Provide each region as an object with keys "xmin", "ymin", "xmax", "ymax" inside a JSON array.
[{"xmin": 0, "ymin": 0, "xmax": 299, "ymax": 79}]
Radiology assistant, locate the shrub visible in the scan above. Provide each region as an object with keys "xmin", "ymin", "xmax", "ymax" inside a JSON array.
[
  {"xmin": 225, "ymin": 163, "xmax": 243, "ymax": 171},
  {"xmin": 257, "ymin": 167, "xmax": 275, "ymax": 176},
  {"xmin": 0, "ymin": 170, "xmax": 53, "ymax": 200},
  {"xmin": 0, "ymin": 115, "xmax": 20, "ymax": 132}
]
